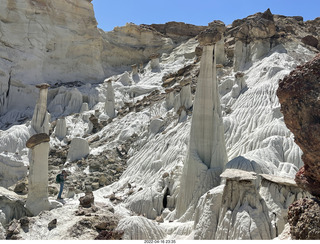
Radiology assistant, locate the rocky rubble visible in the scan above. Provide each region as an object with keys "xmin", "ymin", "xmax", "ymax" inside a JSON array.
[
  {"xmin": 288, "ymin": 197, "xmax": 320, "ymax": 239},
  {"xmin": 48, "ymin": 148, "xmax": 127, "ymax": 196}
]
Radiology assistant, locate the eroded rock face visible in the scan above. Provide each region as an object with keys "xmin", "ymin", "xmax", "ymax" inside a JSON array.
[
  {"xmin": 197, "ymin": 21, "xmax": 225, "ymax": 46},
  {"xmin": 301, "ymin": 35, "xmax": 319, "ymax": 48},
  {"xmin": 148, "ymin": 21, "xmax": 207, "ymax": 43},
  {"xmin": 102, "ymin": 23, "xmax": 174, "ymax": 69},
  {"xmin": 288, "ymin": 197, "xmax": 320, "ymax": 240},
  {"xmin": 277, "ymin": 53, "xmax": 320, "ymax": 197},
  {"xmin": 277, "ymin": 53, "xmax": 320, "ymax": 240},
  {"xmin": 230, "ymin": 8, "xmax": 276, "ymax": 42},
  {"xmin": 0, "ymin": 0, "xmax": 104, "ymax": 86},
  {"xmin": 194, "ymin": 169, "xmax": 309, "ymax": 240}
]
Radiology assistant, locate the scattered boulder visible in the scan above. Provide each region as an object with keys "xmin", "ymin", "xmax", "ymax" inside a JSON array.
[
  {"xmin": 301, "ymin": 35, "xmax": 319, "ymax": 48},
  {"xmin": 48, "ymin": 219, "xmax": 57, "ymax": 231},
  {"xmin": 79, "ymin": 192, "xmax": 94, "ymax": 208},
  {"xmin": 48, "ymin": 185, "xmax": 58, "ymax": 196},
  {"xmin": 6, "ymin": 220, "xmax": 20, "ymax": 239},
  {"xmin": 149, "ymin": 117, "xmax": 164, "ymax": 134},
  {"xmin": 67, "ymin": 137, "xmax": 89, "ymax": 162},
  {"xmin": 19, "ymin": 217, "xmax": 29, "ymax": 227},
  {"xmin": 13, "ymin": 182, "xmax": 27, "ymax": 194},
  {"xmin": 155, "ymin": 215, "xmax": 164, "ymax": 223}
]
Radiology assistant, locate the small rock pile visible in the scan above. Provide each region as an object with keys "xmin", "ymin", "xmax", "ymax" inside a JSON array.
[{"xmin": 47, "ymin": 149, "xmax": 127, "ymax": 196}]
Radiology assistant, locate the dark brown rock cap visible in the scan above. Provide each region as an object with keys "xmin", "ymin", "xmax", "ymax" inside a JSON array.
[
  {"xmin": 197, "ymin": 20, "xmax": 226, "ymax": 46},
  {"xmin": 149, "ymin": 53, "xmax": 160, "ymax": 59},
  {"xmin": 35, "ymin": 83, "xmax": 50, "ymax": 89},
  {"xmin": 26, "ymin": 133, "xmax": 50, "ymax": 148}
]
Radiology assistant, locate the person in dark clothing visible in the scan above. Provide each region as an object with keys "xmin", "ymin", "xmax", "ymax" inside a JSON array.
[{"xmin": 57, "ymin": 170, "xmax": 67, "ymax": 199}]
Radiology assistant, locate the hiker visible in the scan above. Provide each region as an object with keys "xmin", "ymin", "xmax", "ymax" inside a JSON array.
[{"xmin": 56, "ymin": 170, "xmax": 67, "ymax": 199}]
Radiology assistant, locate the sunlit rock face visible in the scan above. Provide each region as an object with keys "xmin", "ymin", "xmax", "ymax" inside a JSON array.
[
  {"xmin": 0, "ymin": 0, "xmax": 105, "ymax": 116},
  {"xmin": 176, "ymin": 45, "xmax": 228, "ymax": 219},
  {"xmin": 230, "ymin": 9, "xmax": 277, "ymax": 71},
  {"xmin": 277, "ymin": 53, "xmax": 320, "ymax": 197}
]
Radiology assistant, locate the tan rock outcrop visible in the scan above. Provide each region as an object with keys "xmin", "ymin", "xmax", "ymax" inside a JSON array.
[
  {"xmin": 102, "ymin": 23, "xmax": 174, "ymax": 70},
  {"xmin": 198, "ymin": 21, "xmax": 226, "ymax": 46},
  {"xmin": 148, "ymin": 21, "xmax": 207, "ymax": 43}
]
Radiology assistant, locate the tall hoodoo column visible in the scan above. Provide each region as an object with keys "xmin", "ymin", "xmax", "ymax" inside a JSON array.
[
  {"xmin": 55, "ymin": 117, "xmax": 67, "ymax": 140},
  {"xmin": 25, "ymin": 133, "xmax": 50, "ymax": 215},
  {"xmin": 176, "ymin": 42, "xmax": 228, "ymax": 219},
  {"xmin": 31, "ymin": 83, "xmax": 50, "ymax": 134},
  {"xmin": 131, "ymin": 64, "xmax": 138, "ymax": 76},
  {"xmin": 104, "ymin": 80, "xmax": 116, "ymax": 119},
  {"xmin": 150, "ymin": 53, "xmax": 160, "ymax": 70}
]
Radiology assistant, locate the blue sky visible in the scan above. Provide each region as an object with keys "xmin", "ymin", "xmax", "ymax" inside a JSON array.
[{"xmin": 92, "ymin": 0, "xmax": 319, "ymax": 32}]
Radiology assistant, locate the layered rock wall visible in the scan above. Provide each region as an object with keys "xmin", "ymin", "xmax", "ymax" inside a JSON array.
[
  {"xmin": 0, "ymin": 0, "xmax": 104, "ymax": 116},
  {"xmin": 0, "ymin": 1, "xmax": 177, "ymax": 118}
]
